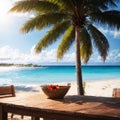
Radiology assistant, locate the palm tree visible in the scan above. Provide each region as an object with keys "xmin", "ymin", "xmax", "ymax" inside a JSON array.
[{"xmin": 10, "ymin": 0, "xmax": 120, "ymax": 95}]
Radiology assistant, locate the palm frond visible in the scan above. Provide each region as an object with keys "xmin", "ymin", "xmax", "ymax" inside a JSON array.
[
  {"xmin": 20, "ymin": 13, "xmax": 68, "ymax": 33},
  {"xmin": 85, "ymin": 0, "xmax": 107, "ymax": 10},
  {"xmin": 87, "ymin": 0, "xmax": 119, "ymax": 10},
  {"xmin": 9, "ymin": 0, "xmax": 59, "ymax": 13},
  {"xmin": 80, "ymin": 28, "xmax": 92, "ymax": 63},
  {"xmin": 35, "ymin": 20, "xmax": 70, "ymax": 53},
  {"xmin": 57, "ymin": 25, "xmax": 75, "ymax": 60},
  {"xmin": 88, "ymin": 24, "xmax": 109, "ymax": 61},
  {"xmin": 91, "ymin": 10, "xmax": 120, "ymax": 30},
  {"xmin": 55, "ymin": 0, "xmax": 73, "ymax": 11},
  {"xmin": 85, "ymin": 0, "xmax": 120, "ymax": 15},
  {"xmin": 99, "ymin": 0, "xmax": 119, "ymax": 8}
]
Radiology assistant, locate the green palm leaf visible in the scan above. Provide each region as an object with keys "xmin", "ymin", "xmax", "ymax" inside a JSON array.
[
  {"xmin": 35, "ymin": 20, "xmax": 70, "ymax": 53},
  {"xmin": 57, "ymin": 25, "xmax": 75, "ymax": 60},
  {"xmin": 20, "ymin": 13, "xmax": 68, "ymax": 33},
  {"xmin": 91, "ymin": 10, "xmax": 120, "ymax": 30},
  {"xmin": 80, "ymin": 28, "xmax": 92, "ymax": 63},
  {"xmin": 86, "ymin": 0, "xmax": 120, "ymax": 15},
  {"xmin": 88, "ymin": 24, "xmax": 109, "ymax": 61},
  {"xmin": 56, "ymin": 0, "xmax": 73, "ymax": 10},
  {"xmin": 89, "ymin": 0, "xmax": 119, "ymax": 9},
  {"xmin": 9, "ymin": 0, "xmax": 59, "ymax": 13}
]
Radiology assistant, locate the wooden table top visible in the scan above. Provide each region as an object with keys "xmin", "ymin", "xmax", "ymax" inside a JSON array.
[{"xmin": 0, "ymin": 93, "xmax": 120, "ymax": 119}]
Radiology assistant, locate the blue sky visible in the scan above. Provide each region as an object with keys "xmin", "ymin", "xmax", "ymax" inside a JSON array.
[{"xmin": 0, "ymin": 0, "xmax": 120, "ymax": 65}]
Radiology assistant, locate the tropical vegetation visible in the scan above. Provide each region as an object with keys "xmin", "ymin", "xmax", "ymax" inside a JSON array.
[
  {"xmin": 10, "ymin": 0, "xmax": 120, "ymax": 95},
  {"xmin": 0, "ymin": 63, "xmax": 41, "ymax": 67}
]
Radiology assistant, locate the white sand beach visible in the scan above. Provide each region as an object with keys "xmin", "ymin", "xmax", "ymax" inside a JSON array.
[
  {"xmin": 68, "ymin": 79, "xmax": 120, "ymax": 97},
  {"xmin": 16, "ymin": 79, "xmax": 120, "ymax": 97}
]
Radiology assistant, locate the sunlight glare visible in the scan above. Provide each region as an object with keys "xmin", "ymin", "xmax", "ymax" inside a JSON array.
[{"xmin": 0, "ymin": 1, "xmax": 12, "ymax": 24}]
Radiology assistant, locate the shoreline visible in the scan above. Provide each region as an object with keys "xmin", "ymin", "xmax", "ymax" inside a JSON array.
[{"xmin": 15, "ymin": 79, "xmax": 120, "ymax": 98}]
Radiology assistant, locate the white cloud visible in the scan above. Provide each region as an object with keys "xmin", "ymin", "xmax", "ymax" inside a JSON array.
[
  {"xmin": 30, "ymin": 14, "xmax": 35, "ymax": 18},
  {"xmin": 10, "ymin": 12, "xmax": 29, "ymax": 17},
  {"xmin": 106, "ymin": 49, "xmax": 120, "ymax": 63},
  {"xmin": 0, "ymin": 45, "xmax": 76, "ymax": 65},
  {"xmin": 0, "ymin": 45, "xmax": 119, "ymax": 65},
  {"xmin": 0, "ymin": 46, "xmax": 57, "ymax": 64},
  {"xmin": 88, "ymin": 49, "xmax": 120, "ymax": 64},
  {"xmin": 11, "ymin": 0, "xmax": 22, "ymax": 1},
  {"xmin": 0, "ymin": 46, "xmax": 26, "ymax": 64},
  {"xmin": 98, "ymin": 27, "xmax": 120, "ymax": 38}
]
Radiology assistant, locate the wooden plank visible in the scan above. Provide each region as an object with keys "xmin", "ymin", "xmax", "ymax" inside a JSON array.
[
  {"xmin": 31, "ymin": 116, "xmax": 39, "ymax": 120},
  {"xmin": 0, "ymin": 103, "xmax": 7, "ymax": 120},
  {"xmin": 0, "ymin": 85, "xmax": 15, "ymax": 97},
  {"xmin": 0, "ymin": 103, "xmax": 2, "ymax": 120},
  {"xmin": 11, "ymin": 85, "xmax": 15, "ymax": 97},
  {"xmin": 113, "ymin": 88, "xmax": 120, "ymax": 98},
  {"xmin": 0, "ymin": 94, "xmax": 120, "ymax": 120},
  {"xmin": 2, "ymin": 103, "xmax": 120, "ymax": 120}
]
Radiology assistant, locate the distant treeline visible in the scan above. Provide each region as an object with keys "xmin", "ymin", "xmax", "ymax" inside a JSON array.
[{"xmin": 0, "ymin": 63, "xmax": 41, "ymax": 67}]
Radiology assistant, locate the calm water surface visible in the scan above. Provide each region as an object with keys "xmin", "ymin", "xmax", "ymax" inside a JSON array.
[{"xmin": 0, "ymin": 66, "xmax": 120, "ymax": 86}]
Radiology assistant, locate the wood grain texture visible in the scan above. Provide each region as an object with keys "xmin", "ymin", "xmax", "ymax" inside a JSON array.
[
  {"xmin": 0, "ymin": 94, "xmax": 120, "ymax": 120},
  {"xmin": 0, "ymin": 85, "xmax": 15, "ymax": 97},
  {"xmin": 113, "ymin": 88, "xmax": 120, "ymax": 98}
]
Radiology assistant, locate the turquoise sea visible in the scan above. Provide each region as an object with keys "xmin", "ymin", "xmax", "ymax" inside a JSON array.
[{"xmin": 0, "ymin": 66, "xmax": 120, "ymax": 86}]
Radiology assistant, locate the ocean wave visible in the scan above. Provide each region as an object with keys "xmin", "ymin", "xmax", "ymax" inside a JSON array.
[
  {"xmin": 0, "ymin": 78, "xmax": 13, "ymax": 85},
  {"xmin": 0, "ymin": 67, "xmax": 25, "ymax": 72}
]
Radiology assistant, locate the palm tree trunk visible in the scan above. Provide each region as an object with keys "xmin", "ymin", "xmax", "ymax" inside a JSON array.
[{"xmin": 75, "ymin": 26, "xmax": 84, "ymax": 95}]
